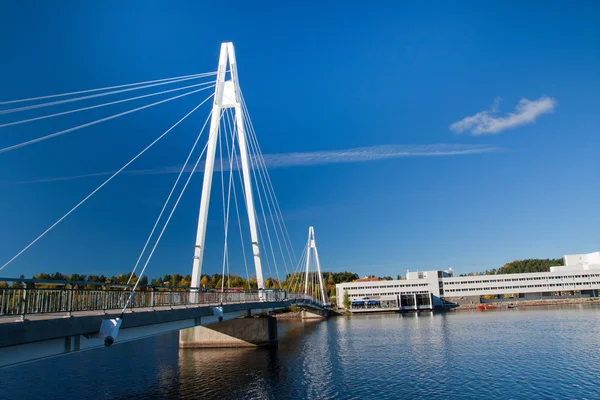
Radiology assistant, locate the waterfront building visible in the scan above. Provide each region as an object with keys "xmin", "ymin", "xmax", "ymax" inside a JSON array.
[{"xmin": 335, "ymin": 251, "xmax": 600, "ymax": 311}]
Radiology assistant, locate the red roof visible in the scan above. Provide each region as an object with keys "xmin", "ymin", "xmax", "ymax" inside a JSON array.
[{"xmin": 355, "ymin": 277, "xmax": 379, "ymax": 282}]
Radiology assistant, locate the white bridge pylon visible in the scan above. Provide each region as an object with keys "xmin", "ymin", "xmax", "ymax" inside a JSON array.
[
  {"xmin": 190, "ymin": 42, "xmax": 265, "ymax": 292},
  {"xmin": 303, "ymin": 226, "xmax": 327, "ymax": 303}
]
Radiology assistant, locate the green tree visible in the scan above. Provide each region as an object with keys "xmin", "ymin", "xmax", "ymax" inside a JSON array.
[
  {"xmin": 467, "ymin": 258, "xmax": 564, "ymax": 276},
  {"xmin": 498, "ymin": 258, "xmax": 563, "ymax": 274},
  {"xmin": 200, "ymin": 276, "xmax": 209, "ymax": 288},
  {"xmin": 69, "ymin": 274, "xmax": 87, "ymax": 282},
  {"xmin": 249, "ymin": 275, "xmax": 258, "ymax": 289},
  {"xmin": 327, "ymin": 273, "xmax": 335, "ymax": 286},
  {"xmin": 343, "ymin": 290, "xmax": 351, "ymax": 309}
]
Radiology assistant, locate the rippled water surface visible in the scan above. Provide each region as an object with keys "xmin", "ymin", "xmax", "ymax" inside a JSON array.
[{"xmin": 3, "ymin": 305, "xmax": 600, "ymax": 399}]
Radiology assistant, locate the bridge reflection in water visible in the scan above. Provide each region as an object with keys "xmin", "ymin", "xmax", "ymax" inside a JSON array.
[
  {"xmin": 0, "ymin": 325, "xmax": 325, "ymax": 400},
  {"xmin": 176, "ymin": 320, "xmax": 326, "ymax": 399}
]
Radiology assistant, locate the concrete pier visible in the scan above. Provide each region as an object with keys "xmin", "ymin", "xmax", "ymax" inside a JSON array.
[
  {"xmin": 301, "ymin": 309, "xmax": 328, "ymax": 319},
  {"xmin": 179, "ymin": 316, "xmax": 278, "ymax": 348}
]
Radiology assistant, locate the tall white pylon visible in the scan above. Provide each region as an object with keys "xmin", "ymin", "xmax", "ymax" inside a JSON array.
[
  {"xmin": 191, "ymin": 43, "xmax": 265, "ymax": 292},
  {"xmin": 303, "ymin": 226, "xmax": 327, "ymax": 303}
]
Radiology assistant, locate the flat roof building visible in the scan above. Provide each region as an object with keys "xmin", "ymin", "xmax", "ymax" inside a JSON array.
[
  {"xmin": 354, "ymin": 277, "xmax": 380, "ymax": 282},
  {"xmin": 336, "ymin": 251, "xmax": 600, "ymax": 312}
]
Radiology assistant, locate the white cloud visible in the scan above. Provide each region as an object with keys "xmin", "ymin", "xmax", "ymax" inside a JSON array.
[
  {"xmin": 450, "ymin": 96, "xmax": 557, "ymax": 135},
  {"xmin": 7, "ymin": 144, "xmax": 501, "ymax": 184}
]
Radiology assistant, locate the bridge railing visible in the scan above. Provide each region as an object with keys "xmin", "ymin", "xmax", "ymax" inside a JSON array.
[{"xmin": 0, "ymin": 284, "xmax": 327, "ymax": 317}]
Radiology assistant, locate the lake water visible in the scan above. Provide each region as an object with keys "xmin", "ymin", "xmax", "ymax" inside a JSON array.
[{"xmin": 3, "ymin": 305, "xmax": 600, "ymax": 399}]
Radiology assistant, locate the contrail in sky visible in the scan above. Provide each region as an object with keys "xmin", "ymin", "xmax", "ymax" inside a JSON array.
[{"xmin": 6, "ymin": 143, "xmax": 501, "ymax": 184}]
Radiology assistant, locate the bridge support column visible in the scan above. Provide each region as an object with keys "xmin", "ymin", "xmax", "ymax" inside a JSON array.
[
  {"xmin": 179, "ymin": 316, "xmax": 278, "ymax": 348},
  {"xmin": 300, "ymin": 309, "xmax": 328, "ymax": 319}
]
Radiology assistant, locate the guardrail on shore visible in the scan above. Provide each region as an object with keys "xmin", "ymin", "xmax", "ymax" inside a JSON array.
[
  {"xmin": 481, "ymin": 294, "xmax": 592, "ymax": 303},
  {"xmin": 0, "ymin": 279, "xmax": 328, "ymax": 317}
]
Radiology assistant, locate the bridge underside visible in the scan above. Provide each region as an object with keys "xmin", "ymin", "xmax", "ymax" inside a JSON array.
[
  {"xmin": 179, "ymin": 315, "xmax": 278, "ymax": 348},
  {"xmin": 0, "ymin": 299, "xmax": 326, "ymax": 368}
]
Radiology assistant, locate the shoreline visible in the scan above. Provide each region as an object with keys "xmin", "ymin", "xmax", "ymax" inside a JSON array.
[
  {"xmin": 454, "ymin": 297, "xmax": 600, "ymax": 310},
  {"xmin": 270, "ymin": 298, "xmax": 600, "ymax": 318}
]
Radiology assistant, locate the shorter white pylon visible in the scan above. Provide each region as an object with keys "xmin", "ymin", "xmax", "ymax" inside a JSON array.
[{"xmin": 303, "ymin": 226, "xmax": 327, "ymax": 303}]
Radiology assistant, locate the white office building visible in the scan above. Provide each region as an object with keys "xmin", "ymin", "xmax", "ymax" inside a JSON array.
[{"xmin": 336, "ymin": 251, "xmax": 600, "ymax": 311}]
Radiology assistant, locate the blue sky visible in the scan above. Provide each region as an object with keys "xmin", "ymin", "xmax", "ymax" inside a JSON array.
[{"xmin": 0, "ymin": 1, "xmax": 599, "ymax": 280}]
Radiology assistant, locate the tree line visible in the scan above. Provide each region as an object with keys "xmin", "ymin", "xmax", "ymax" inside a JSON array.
[
  {"xmin": 1, "ymin": 258, "xmax": 565, "ymax": 290},
  {"xmin": 458, "ymin": 258, "xmax": 565, "ymax": 276},
  {"xmin": 0, "ymin": 271, "xmax": 366, "ymax": 296}
]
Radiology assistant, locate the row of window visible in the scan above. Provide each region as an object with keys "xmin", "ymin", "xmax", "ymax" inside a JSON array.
[
  {"xmin": 344, "ymin": 291, "xmax": 430, "ymax": 297},
  {"xmin": 444, "ymin": 274, "xmax": 600, "ymax": 286},
  {"xmin": 342, "ymin": 283, "xmax": 429, "ymax": 291},
  {"xmin": 445, "ymin": 281, "xmax": 600, "ymax": 293}
]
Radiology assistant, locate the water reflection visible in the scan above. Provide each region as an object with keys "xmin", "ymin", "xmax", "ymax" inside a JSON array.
[
  {"xmin": 171, "ymin": 320, "xmax": 328, "ymax": 400},
  {"xmin": 3, "ymin": 306, "xmax": 600, "ymax": 399},
  {"xmin": 176, "ymin": 348, "xmax": 280, "ymax": 399}
]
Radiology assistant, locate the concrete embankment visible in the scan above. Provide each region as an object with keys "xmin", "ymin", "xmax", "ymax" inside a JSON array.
[
  {"xmin": 456, "ymin": 297, "xmax": 600, "ymax": 310},
  {"xmin": 273, "ymin": 311, "xmax": 303, "ymax": 319},
  {"xmin": 273, "ymin": 308, "xmax": 338, "ymax": 319}
]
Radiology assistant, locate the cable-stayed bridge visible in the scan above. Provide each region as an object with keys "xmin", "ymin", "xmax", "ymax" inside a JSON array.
[{"xmin": 0, "ymin": 43, "xmax": 331, "ymax": 368}]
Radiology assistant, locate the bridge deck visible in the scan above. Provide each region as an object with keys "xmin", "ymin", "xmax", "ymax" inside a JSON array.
[
  {"xmin": 0, "ymin": 297, "xmax": 324, "ymax": 348},
  {"xmin": 0, "ymin": 295, "xmax": 327, "ymax": 368},
  {"xmin": 0, "ymin": 304, "xmax": 221, "ymax": 324}
]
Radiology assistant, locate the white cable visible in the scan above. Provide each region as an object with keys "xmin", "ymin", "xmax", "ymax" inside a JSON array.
[
  {"xmin": 0, "ymin": 92, "xmax": 215, "ymax": 272},
  {"xmin": 312, "ymin": 253, "xmax": 317, "ymax": 299},
  {"xmin": 250, "ymin": 134, "xmax": 297, "ymax": 268},
  {"xmin": 230, "ymin": 145, "xmax": 251, "ymax": 288},
  {"xmin": 126, "ymin": 101, "xmax": 214, "ymax": 285},
  {"xmin": 240, "ymin": 104, "xmax": 291, "ymax": 280},
  {"xmin": 122, "ymin": 138, "xmax": 211, "ymax": 313},
  {"xmin": 227, "ymin": 112, "xmax": 274, "ymax": 289},
  {"xmin": 0, "ymin": 72, "xmax": 216, "ymax": 113},
  {"xmin": 223, "ymin": 111, "xmax": 238, "ymax": 290},
  {"xmin": 241, "ymin": 113, "xmax": 281, "ymax": 288},
  {"xmin": 1, "ymin": 81, "xmax": 215, "ymax": 128},
  {"xmin": 240, "ymin": 92, "xmax": 298, "ymax": 265},
  {"xmin": 249, "ymin": 155, "xmax": 284, "ymax": 288},
  {"xmin": 0, "ymin": 71, "xmax": 215, "ymax": 106},
  {"xmin": 290, "ymin": 241, "xmax": 309, "ymax": 293},
  {"xmin": 296, "ymin": 245, "xmax": 309, "ymax": 293},
  {"xmin": 244, "ymin": 105, "xmax": 297, "ymax": 266},
  {"xmin": 0, "ymin": 85, "xmax": 214, "ymax": 154},
  {"xmin": 239, "ymin": 96, "xmax": 298, "ymax": 292},
  {"xmin": 289, "ymin": 242, "xmax": 305, "ymax": 292},
  {"xmin": 220, "ymin": 111, "xmax": 236, "ymax": 291},
  {"xmin": 224, "ymin": 109, "xmax": 251, "ymax": 289},
  {"xmin": 313, "ymin": 256, "xmax": 317, "ymax": 300},
  {"xmin": 218, "ymin": 110, "xmax": 227, "ymax": 292},
  {"xmin": 256, "ymin": 221, "xmax": 277, "ymax": 289},
  {"xmin": 239, "ymin": 109, "xmax": 283, "ymax": 287}
]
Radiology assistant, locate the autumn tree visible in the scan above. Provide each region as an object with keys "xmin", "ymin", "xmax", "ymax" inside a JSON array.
[
  {"xmin": 343, "ymin": 290, "xmax": 350, "ymax": 309},
  {"xmin": 200, "ymin": 276, "xmax": 209, "ymax": 288}
]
